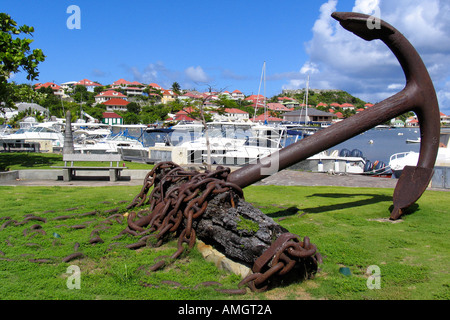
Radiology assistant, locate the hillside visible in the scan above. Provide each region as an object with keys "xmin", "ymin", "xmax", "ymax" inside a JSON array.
[{"xmin": 279, "ymin": 89, "xmax": 368, "ymax": 109}]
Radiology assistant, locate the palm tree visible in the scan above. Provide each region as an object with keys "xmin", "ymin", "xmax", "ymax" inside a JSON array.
[{"xmin": 171, "ymin": 82, "xmax": 181, "ymax": 95}]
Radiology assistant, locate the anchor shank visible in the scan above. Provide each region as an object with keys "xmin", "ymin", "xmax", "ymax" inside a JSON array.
[{"xmin": 227, "ymin": 90, "xmax": 411, "ymax": 189}]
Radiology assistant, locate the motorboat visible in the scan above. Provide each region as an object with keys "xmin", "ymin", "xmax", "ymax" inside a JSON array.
[
  {"xmin": 0, "ymin": 121, "xmax": 64, "ymax": 152},
  {"xmin": 0, "ymin": 124, "xmax": 12, "ymax": 138},
  {"xmin": 389, "ymin": 128, "xmax": 450, "ymax": 177},
  {"xmin": 291, "ymin": 148, "xmax": 391, "ymax": 176},
  {"xmin": 406, "ymin": 137, "xmax": 421, "ymax": 143},
  {"xmin": 207, "ymin": 123, "xmax": 292, "ymax": 166},
  {"xmin": 74, "ymin": 124, "xmax": 146, "ymax": 154},
  {"xmin": 389, "ymin": 151, "xmax": 419, "ymax": 178}
]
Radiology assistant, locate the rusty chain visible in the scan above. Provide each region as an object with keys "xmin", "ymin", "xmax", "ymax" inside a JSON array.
[{"xmin": 124, "ymin": 161, "xmax": 321, "ymax": 293}]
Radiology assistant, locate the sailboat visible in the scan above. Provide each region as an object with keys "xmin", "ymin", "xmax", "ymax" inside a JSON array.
[{"xmin": 253, "ymin": 61, "xmax": 268, "ymax": 123}]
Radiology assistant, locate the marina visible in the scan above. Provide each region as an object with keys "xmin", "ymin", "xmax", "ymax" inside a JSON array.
[{"xmin": 2, "ymin": 116, "xmax": 445, "ymax": 179}]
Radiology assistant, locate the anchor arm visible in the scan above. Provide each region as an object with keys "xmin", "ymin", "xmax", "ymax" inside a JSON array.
[{"xmin": 228, "ymin": 12, "xmax": 440, "ymax": 220}]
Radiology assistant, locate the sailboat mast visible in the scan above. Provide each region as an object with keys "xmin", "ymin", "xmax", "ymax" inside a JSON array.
[
  {"xmin": 263, "ymin": 61, "xmax": 266, "ymax": 123},
  {"xmin": 254, "ymin": 61, "xmax": 266, "ymax": 119},
  {"xmin": 305, "ymin": 75, "xmax": 309, "ymax": 125}
]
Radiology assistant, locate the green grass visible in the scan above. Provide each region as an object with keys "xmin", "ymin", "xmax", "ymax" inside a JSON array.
[
  {"xmin": 0, "ymin": 152, "xmax": 154, "ymax": 171},
  {"xmin": 0, "ymin": 183, "xmax": 449, "ymax": 300}
]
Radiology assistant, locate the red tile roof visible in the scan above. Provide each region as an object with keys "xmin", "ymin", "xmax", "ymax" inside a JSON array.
[
  {"xmin": 112, "ymin": 79, "xmax": 132, "ymax": 86},
  {"xmin": 77, "ymin": 79, "xmax": 101, "ymax": 86},
  {"xmin": 162, "ymin": 89, "xmax": 177, "ymax": 96},
  {"xmin": 181, "ymin": 92, "xmax": 201, "ymax": 99},
  {"xmin": 225, "ymin": 108, "xmax": 248, "ymax": 114},
  {"xmin": 174, "ymin": 114, "xmax": 195, "ymax": 121},
  {"xmin": 34, "ymin": 82, "xmax": 61, "ymax": 90},
  {"xmin": 251, "ymin": 112, "xmax": 283, "ymax": 122},
  {"xmin": 101, "ymin": 98, "xmax": 130, "ymax": 106},
  {"xmin": 245, "ymin": 94, "xmax": 265, "ymax": 101},
  {"xmin": 177, "ymin": 107, "xmax": 196, "ymax": 114},
  {"xmin": 266, "ymin": 103, "xmax": 291, "ymax": 111},
  {"xmin": 277, "ymin": 96, "xmax": 294, "ymax": 101},
  {"xmin": 102, "ymin": 112, "xmax": 122, "ymax": 118},
  {"xmin": 95, "ymin": 90, "xmax": 126, "ymax": 98}
]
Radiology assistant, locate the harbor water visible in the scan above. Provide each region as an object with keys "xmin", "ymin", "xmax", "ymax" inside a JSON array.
[{"xmin": 330, "ymin": 127, "xmax": 421, "ymax": 165}]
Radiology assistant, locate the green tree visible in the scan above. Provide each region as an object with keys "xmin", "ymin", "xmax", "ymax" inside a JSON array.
[
  {"xmin": 0, "ymin": 13, "xmax": 45, "ymax": 113},
  {"xmin": 126, "ymin": 101, "xmax": 140, "ymax": 114},
  {"xmin": 171, "ymin": 81, "xmax": 181, "ymax": 95},
  {"xmin": 72, "ymin": 85, "xmax": 94, "ymax": 105},
  {"xmin": 122, "ymin": 112, "xmax": 139, "ymax": 124}
]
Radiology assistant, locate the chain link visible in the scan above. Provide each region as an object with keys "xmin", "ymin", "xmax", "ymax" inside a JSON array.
[{"xmin": 125, "ymin": 161, "xmax": 321, "ymax": 293}]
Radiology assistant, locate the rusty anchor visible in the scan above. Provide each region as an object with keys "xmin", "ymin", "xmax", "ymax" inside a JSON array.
[
  {"xmin": 125, "ymin": 12, "xmax": 440, "ymax": 293},
  {"xmin": 228, "ymin": 12, "xmax": 441, "ymax": 220}
]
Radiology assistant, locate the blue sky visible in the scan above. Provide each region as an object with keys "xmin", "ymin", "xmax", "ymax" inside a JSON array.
[{"xmin": 3, "ymin": 0, "xmax": 450, "ymax": 114}]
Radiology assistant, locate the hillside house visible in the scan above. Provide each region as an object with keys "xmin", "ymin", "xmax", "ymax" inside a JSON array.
[
  {"xmin": 251, "ymin": 112, "xmax": 283, "ymax": 123},
  {"xmin": 101, "ymin": 98, "xmax": 130, "ymax": 112},
  {"xmin": 95, "ymin": 90, "xmax": 127, "ymax": 104},
  {"xmin": 76, "ymin": 79, "xmax": 102, "ymax": 92},
  {"xmin": 111, "ymin": 79, "xmax": 143, "ymax": 88},
  {"xmin": 148, "ymin": 83, "xmax": 162, "ymax": 90},
  {"xmin": 231, "ymin": 90, "xmax": 245, "ymax": 100},
  {"xmin": 217, "ymin": 108, "xmax": 249, "ymax": 121},
  {"xmin": 266, "ymin": 103, "xmax": 293, "ymax": 112},
  {"xmin": 282, "ymin": 108, "xmax": 334, "ymax": 123},
  {"xmin": 161, "ymin": 90, "xmax": 178, "ymax": 104},
  {"xmin": 123, "ymin": 87, "xmax": 144, "ymax": 96},
  {"xmin": 245, "ymin": 94, "xmax": 266, "ymax": 108},
  {"xmin": 102, "ymin": 112, "xmax": 123, "ymax": 125},
  {"xmin": 340, "ymin": 103, "xmax": 355, "ymax": 110},
  {"xmin": 34, "ymin": 82, "xmax": 65, "ymax": 97}
]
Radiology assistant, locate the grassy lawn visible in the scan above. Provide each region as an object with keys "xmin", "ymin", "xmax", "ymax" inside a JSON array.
[
  {"xmin": 0, "ymin": 182, "xmax": 448, "ymax": 300},
  {"xmin": 0, "ymin": 152, "xmax": 153, "ymax": 171}
]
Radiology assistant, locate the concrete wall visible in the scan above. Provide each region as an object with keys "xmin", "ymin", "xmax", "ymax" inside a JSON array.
[
  {"xmin": 0, "ymin": 170, "xmax": 19, "ymax": 181},
  {"xmin": 431, "ymin": 166, "xmax": 450, "ymax": 189},
  {"xmin": 0, "ymin": 169, "xmax": 150, "ymax": 182}
]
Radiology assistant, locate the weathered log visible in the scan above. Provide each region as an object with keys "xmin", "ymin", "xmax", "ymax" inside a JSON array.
[
  {"xmin": 194, "ymin": 192, "xmax": 288, "ymax": 267},
  {"xmin": 193, "ymin": 192, "xmax": 319, "ymax": 287}
]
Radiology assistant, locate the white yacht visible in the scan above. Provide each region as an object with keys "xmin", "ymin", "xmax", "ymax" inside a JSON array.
[
  {"xmin": 74, "ymin": 124, "xmax": 146, "ymax": 154},
  {"xmin": 389, "ymin": 128, "xmax": 450, "ymax": 177},
  {"xmin": 0, "ymin": 121, "xmax": 64, "ymax": 152}
]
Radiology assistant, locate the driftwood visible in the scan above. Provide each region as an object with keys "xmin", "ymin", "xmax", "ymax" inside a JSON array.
[
  {"xmin": 193, "ymin": 192, "xmax": 319, "ymax": 286},
  {"xmin": 194, "ymin": 192, "xmax": 288, "ymax": 267}
]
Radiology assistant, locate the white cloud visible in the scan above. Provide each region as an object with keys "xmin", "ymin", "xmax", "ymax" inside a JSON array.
[
  {"xmin": 437, "ymin": 81, "xmax": 450, "ymax": 115},
  {"xmin": 124, "ymin": 61, "xmax": 182, "ymax": 89},
  {"xmin": 184, "ymin": 66, "xmax": 210, "ymax": 83},
  {"xmin": 387, "ymin": 83, "xmax": 404, "ymax": 91},
  {"xmin": 289, "ymin": 0, "xmax": 450, "ymax": 114},
  {"xmin": 300, "ymin": 62, "xmax": 319, "ymax": 75},
  {"xmin": 282, "ymin": 79, "xmax": 305, "ymax": 91},
  {"xmin": 352, "ymin": 0, "xmax": 380, "ymax": 15},
  {"xmin": 127, "ymin": 61, "xmax": 164, "ymax": 84}
]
